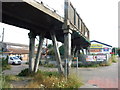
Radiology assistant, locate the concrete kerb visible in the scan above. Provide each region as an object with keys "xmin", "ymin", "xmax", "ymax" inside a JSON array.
[{"xmin": 80, "ymin": 83, "xmax": 99, "ymax": 88}]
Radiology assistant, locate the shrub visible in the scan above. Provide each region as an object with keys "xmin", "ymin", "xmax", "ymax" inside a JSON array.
[
  {"xmin": 18, "ymin": 68, "xmax": 30, "ymax": 76},
  {"xmin": 111, "ymin": 55, "xmax": 117, "ymax": 63},
  {"xmin": 2, "ymin": 56, "xmax": 11, "ymax": 71}
]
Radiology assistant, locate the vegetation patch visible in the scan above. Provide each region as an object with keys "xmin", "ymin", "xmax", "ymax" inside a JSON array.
[
  {"xmin": 1, "ymin": 57, "xmax": 11, "ymax": 71},
  {"xmin": 72, "ymin": 55, "xmax": 118, "ymax": 68},
  {"xmin": 1, "ymin": 75, "xmax": 22, "ymax": 88},
  {"xmin": 111, "ymin": 55, "xmax": 118, "ymax": 63},
  {"xmin": 71, "ymin": 63, "xmax": 100, "ymax": 68},
  {"xmin": 44, "ymin": 64, "xmax": 56, "ymax": 68},
  {"xmin": 18, "ymin": 69, "xmax": 83, "ymax": 88}
]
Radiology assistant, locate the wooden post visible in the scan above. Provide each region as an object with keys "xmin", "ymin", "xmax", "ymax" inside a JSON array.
[
  {"xmin": 50, "ymin": 31, "xmax": 64, "ymax": 75},
  {"xmin": 28, "ymin": 31, "xmax": 36, "ymax": 72},
  {"xmin": 34, "ymin": 34, "xmax": 45, "ymax": 73}
]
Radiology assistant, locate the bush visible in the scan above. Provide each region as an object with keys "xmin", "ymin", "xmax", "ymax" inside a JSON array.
[
  {"xmin": 118, "ymin": 49, "xmax": 120, "ymax": 57},
  {"xmin": 71, "ymin": 62, "xmax": 100, "ymax": 68},
  {"xmin": 111, "ymin": 55, "xmax": 117, "ymax": 63},
  {"xmin": 2, "ymin": 56, "xmax": 11, "ymax": 71},
  {"xmin": 18, "ymin": 68, "xmax": 30, "ymax": 76}
]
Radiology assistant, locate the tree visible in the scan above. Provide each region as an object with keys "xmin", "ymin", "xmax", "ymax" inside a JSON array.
[
  {"xmin": 59, "ymin": 45, "xmax": 64, "ymax": 55},
  {"xmin": 47, "ymin": 44, "xmax": 55, "ymax": 55},
  {"xmin": 47, "ymin": 44, "xmax": 53, "ymax": 49},
  {"xmin": 117, "ymin": 48, "xmax": 120, "ymax": 57}
]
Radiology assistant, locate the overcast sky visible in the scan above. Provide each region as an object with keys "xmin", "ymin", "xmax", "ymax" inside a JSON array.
[{"xmin": 0, "ymin": 0, "xmax": 119, "ymax": 47}]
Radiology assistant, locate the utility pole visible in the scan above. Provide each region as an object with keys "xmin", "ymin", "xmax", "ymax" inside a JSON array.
[
  {"xmin": 1, "ymin": 28, "xmax": 4, "ymax": 57},
  {"xmin": 2, "ymin": 28, "xmax": 4, "ymax": 42},
  {"xmin": 1, "ymin": 28, "xmax": 4, "ymax": 90}
]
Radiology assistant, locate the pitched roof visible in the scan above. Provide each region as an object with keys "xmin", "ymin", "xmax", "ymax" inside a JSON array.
[{"xmin": 90, "ymin": 40, "xmax": 112, "ymax": 47}]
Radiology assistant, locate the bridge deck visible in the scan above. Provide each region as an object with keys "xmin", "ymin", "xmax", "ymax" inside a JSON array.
[{"xmin": 1, "ymin": 0, "xmax": 90, "ymax": 49}]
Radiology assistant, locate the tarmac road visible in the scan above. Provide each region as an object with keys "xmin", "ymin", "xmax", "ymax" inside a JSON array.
[{"xmin": 71, "ymin": 60, "xmax": 118, "ymax": 88}]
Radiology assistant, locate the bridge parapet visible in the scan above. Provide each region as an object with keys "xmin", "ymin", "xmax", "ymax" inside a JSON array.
[{"xmin": 64, "ymin": 0, "xmax": 90, "ymax": 40}]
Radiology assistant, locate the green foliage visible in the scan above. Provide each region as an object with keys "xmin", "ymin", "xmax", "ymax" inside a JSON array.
[
  {"xmin": 67, "ymin": 75, "xmax": 83, "ymax": 88},
  {"xmin": 2, "ymin": 56, "xmax": 11, "ymax": 71},
  {"xmin": 4, "ymin": 75, "xmax": 21, "ymax": 81},
  {"xmin": 44, "ymin": 64, "xmax": 56, "ymax": 68},
  {"xmin": 47, "ymin": 48, "xmax": 55, "ymax": 55},
  {"xmin": 46, "ymin": 44, "xmax": 55, "ymax": 55},
  {"xmin": 47, "ymin": 44, "xmax": 53, "ymax": 49},
  {"xmin": 18, "ymin": 68, "xmax": 30, "ymax": 76},
  {"xmin": 25, "ymin": 71, "xmax": 83, "ymax": 88},
  {"xmin": 102, "ymin": 55, "xmax": 117, "ymax": 66},
  {"xmin": 42, "ymin": 71, "xmax": 60, "ymax": 77},
  {"xmin": 1, "ymin": 75, "xmax": 22, "ymax": 88},
  {"xmin": 18, "ymin": 69, "xmax": 83, "ymax": 88},
  {"xmin": 71, "ymin": 62, "xmax": 100, "ymax": 68},
  {"xmin": 59, "ymin": 45, "xmax": 64, "ymax": 55},
  {"xmin": 111, "ymin": 55, "xmax": 117, "ymax": 63},
  {"xmin": 1, "ymin": 75, "xmax": 11, "ymax": 88},
  {"xmin": 118, "ymin": 48, "xmax": 120, "ymax": 57}
]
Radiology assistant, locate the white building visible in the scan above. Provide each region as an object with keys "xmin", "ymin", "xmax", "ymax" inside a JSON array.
[{"xmin": 90, "ymin": 40, "xmax": 112, "ymax": 54}]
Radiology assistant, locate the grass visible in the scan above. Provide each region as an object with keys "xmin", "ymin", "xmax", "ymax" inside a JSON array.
[
  {"xmin": 1, "ymin": 75, "xmax": 22, "ymax": 88},
  {"xmin": 1, "ymin": 57, "xmax": 11, "ymax": 71},
  {"xmin": 102, "ymin": 55, "xmax": 118, "ymax": 66},
  {"xmin": 18, "ymin": 68, "xmax": 83, "ymax": 88},
  {"xmin": 72, "ymin": 63, "xmax": 100, "ymax": 68},
  {"xmin": 111, "ymin": 55, "xmax": 118, "ymax": 63},
  {"xmin": 44, "ymin": 64, "xmax": 56, "ymax": 68}
]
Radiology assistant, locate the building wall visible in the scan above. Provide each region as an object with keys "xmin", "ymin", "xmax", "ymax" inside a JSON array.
[{"xmin": 90, "ymin": 42, "xmax": 112, "ymax": 54}]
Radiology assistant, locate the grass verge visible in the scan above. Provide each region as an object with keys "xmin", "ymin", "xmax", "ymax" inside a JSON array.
[
  {"xmin": 18, "ymin": 68, "xmax": 83, "ymax": 88},
  {"xmin": 1, "ymin": 75, "xmax": 22, "ymax": 88},
  {"xmin": 1, "ymin": 57, "xmax": 11, "ymax": 71}
]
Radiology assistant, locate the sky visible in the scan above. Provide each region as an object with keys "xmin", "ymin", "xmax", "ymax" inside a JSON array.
[{"xmin": 0, "ymin": 0, "xmax": 119, "ymax": 47}]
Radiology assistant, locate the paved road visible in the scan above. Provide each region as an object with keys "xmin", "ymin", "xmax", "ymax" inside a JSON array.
[
  {"xmin": 71, "ymin": 61, "xmax": 118, "ymax": 88},
  {"xmin": 3, "ymin": 60, "xmax": 119, "ymax": 88}
]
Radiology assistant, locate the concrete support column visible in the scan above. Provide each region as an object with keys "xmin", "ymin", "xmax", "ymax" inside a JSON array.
[
  {"xmin": 87, "ymin": 47, "xmax": 90, "ymax": 54},
  {"xmin": 81, "ymin": 48, "xmax": 84, "ymax": 54},
  {"xmin": 64, "ymin": 29, "xmax": 72, "ymax": 77},
  {"xmin": 34, "ymin": 34, "xmax": 45, "ymax": 73},
  {"xmin": 50, "ymin": 31, "xmax": 64, "ymax": 75},
  {"xmin": 28, "ymin": 31, "xmax": 36, "ymax": 72},
  {"xmin": 86, "ymin": 49, "xmax": 88, "ymax": 55}
]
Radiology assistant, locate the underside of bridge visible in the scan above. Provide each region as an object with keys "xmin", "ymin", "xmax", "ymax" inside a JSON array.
[
  {"xmin": 1, "ymin": 0, "xmax": 91, "ymax": 75},
  {"xmin": 1, "ymin": 1, "xmax": 90, "ymax": 49}
]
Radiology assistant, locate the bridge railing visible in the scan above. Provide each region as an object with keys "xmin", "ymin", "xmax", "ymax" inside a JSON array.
[{"xmin": 64, "ymin": 0, "xmax": 89, "ymax": 40}]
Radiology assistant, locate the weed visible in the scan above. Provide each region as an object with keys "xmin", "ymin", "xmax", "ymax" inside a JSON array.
[
  {"xmin": 18, "ymin": 68, "xmax": 30, "ymax": 76},
  {"xmin": 1, "ymin": 57, "xmax": 11, "ymax": 71},
  {"xmin": 23, "ymin": 70, "xmax": 83, "ymax": 88},
  {"xmin": 44, "ymin": 64, "xmax": 56, "ymax": 68}
]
